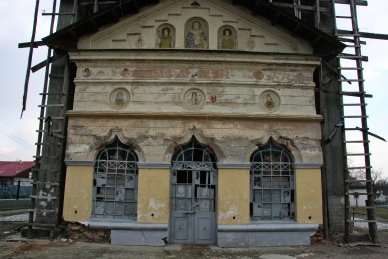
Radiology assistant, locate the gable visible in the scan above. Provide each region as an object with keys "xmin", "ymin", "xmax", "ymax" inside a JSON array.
[{"xmin": 77, "ymin": 0, "xmax": 313, "ymax": 54}]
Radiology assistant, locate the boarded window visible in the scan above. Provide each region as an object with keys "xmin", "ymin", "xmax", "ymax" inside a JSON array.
[
  {"xmin": 93, "ymin": 138, "xmax": 138, "ymax": 219},
  {"xmin": 250, "ymin": 138, "xmax": 295, "ymax": 220}
]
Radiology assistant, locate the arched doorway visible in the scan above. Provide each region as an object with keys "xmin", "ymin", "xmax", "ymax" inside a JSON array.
[{"xmin": 169, "ymin": 137, "xmax": 217, "ymax": 244}]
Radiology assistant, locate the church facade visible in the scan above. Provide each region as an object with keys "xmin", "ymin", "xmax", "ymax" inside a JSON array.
[{"xmin": 44, "ymin": 0, "xmax": 344, "ymax": 246}]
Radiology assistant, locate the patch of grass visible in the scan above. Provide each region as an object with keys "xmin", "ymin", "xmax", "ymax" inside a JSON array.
[{"xmin": 352, "ymin": 207, "xmax": 388, "ymax": 219}]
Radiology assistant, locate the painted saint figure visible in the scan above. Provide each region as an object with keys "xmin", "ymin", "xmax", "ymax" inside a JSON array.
[
  {"xmin": 191, "ymin": 91, "xmax": 199, "ymax": 105},
  {"xmin": 114, "ymin": 91, "xmax": 125, "ymax": 106},
  {"xmin": 221, "ymin": 28, "xmax": 235, "ymax": 49},
  {"xmin": 265, "ymin": 94, "xmax": 274, "ymax": 108},
  {"xmin": 159, "ymin": 27, "xmax": 173, "ymax": 48},
  {"xmin": 186, "ymin": 20, "xmax": 208, "ymax": 49}
]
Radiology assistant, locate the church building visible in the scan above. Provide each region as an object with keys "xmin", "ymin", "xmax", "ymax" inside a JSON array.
[{"xmin": 42, "ymin": 0, "xmax": 344, "ymax": 246}]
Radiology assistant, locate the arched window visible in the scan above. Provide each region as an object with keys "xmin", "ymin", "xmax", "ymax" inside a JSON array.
[
  {"xmin": 93, "ymin": 138, "xmax": 138, "ymax": 219},
  {"xmin": 250, "ymin": 138, "xmax": 294, "ymax": 220}
]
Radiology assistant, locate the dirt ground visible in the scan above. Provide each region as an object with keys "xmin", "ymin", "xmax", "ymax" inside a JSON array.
[{"xmin": 0, "ymin": 210, "xmax": 387, "ymax": 259}]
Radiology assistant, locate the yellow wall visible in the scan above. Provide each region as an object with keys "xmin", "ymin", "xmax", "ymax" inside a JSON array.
[
  {"xmin": 63, "ymin": 165, "xmax": 94, "ymax": 221},
  {"xmin": 295, "ymin": 168, "xmax": 323, "ymax": 224},
  {"xmin": 218, "ymin": 168, "xmax": 250, "ymax": 224},
  {"xmin": 137, "ymin": 168, "xmax": 170, "ymax": 223}
]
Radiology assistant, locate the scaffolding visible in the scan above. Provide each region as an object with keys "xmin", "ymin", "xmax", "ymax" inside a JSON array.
[{"xmin": 20, "ymin": 0, "xmax": 388, "ymax": 242}]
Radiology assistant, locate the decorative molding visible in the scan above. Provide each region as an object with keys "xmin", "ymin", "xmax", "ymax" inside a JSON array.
[
  {"xmin": 64, "ymin": 160, "xmax": 94, "ymax": 166},
  {"xmin": 137, "ymin": 162, "xmax": 171, "ymax": 169},
  {"xmin": 67, "ymin": 110, "xmax": 323, "ymax": 122},
  {"xmin": 69, "ymin": 50, "xmax": 321, "ymax": 65},
  {"xmin": 294, "ymin": 163, "xmax": 322, "ymax": 169},
  {"xmin": 217, "ymin": 163, "xmax": 251, "ymax": 169},
  {"xmin": 246, "ymin": 130, "xmax": 303, "ymax": 163},
  {"xmin": 73, "ymin": 79, "xmax": 316, "ymax": 88},
  {"xmin": 163, "ymin": 127, "xmax": 226, "ymax": 163},
  {"xmin": 88, "ymin": 127, "xmax": 146, "ymax": 162}
]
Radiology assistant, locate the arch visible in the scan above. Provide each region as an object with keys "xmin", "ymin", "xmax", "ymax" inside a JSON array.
[
  {"xmin": 171, "ymin": 136, "xmax": 217, "ymax": 170},
  {"xmin": 250, "ymin": 137, "xmax": 294, "ymax": 164},
  {"xmin": 163, "ymin": 128, "xmax": 225, "ymax": 163},
  {"xmin": 217, "ymin": 25, "xmax": 238, "ymax": 50},
  {"xmin": 93, "ymin": 137, "xmax": 139, "ymax": 219},
  {"xmin": 245, "ymin": 130, "xmax": 302, "ymax": 163},
  {"xmin": 184, "ymin": 17, "xmax": 209, "ymax": 49},
  {"xmin": 249, "ymin": 137, "xmax": 295, "ymax": 220},
  {"xmin": 89, "ymin": 128, "xmax": 146, "ymax": 162},
  {"xmin": 156, "ymin": 23, "xmax": 176, "ymax": 48},
  {"xmin": 169, "ymin": 135, "xmax": 218, "ymax": 244}
]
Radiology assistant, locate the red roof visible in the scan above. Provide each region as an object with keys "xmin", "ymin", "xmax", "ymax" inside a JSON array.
[{"xmin": 0, "ymin": 161, "xmax": 35, "ymax": 178}]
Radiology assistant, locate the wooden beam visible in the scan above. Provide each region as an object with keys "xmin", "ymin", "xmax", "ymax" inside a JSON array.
[
  {"xmin": 68, "ymin": 29, "xmax": 78, "ymax": 40},
  {"xmin": 89, "ymin": 19, "xmax": 99, "ymax": 32},
  {"xmin": 18, "ymin": 41, "xmax": 45, "ymax": 48},
  {"xmin": 291, "ymin": 23, "xmax": 301, "ymax": 36},
  {"xmin": 270, "ymin": 2, "xmax": 330, "ymax": 12},
  {"xmin": 132, "ymin": 0, "xmax": 140, "ymax": 13},
  {"xmin": 252, "ymin": 0, "xmax": 263, "ymax": 15},
  {"xmin": 271, "ymin": 12, "xmax": 281, "ymax": 25},
  {"xmin": 31, "ymin": 54, "xmax": 65, "ymax": 73},
  {"xmin": 311, "ymin": 35, "xmax": 322, "ymax": 46},
  {"xmin": 360, "ymin": 32, "xmax": 388, "ymax": 40},
  {"xmin": 109, "ymin": 9, "xmax": 120, "ymax": 23},
  {"xmin": 334, "ymin": 0, "xmax": 368, "ymax": 6}
]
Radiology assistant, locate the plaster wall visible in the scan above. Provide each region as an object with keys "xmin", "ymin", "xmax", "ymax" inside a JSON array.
[
  {"xmin": 65, "ymin": 117, "xmax": 323, "ymax": 165},
  {"xmin": 63, "ymin": 165, "xmax": 93, "ymax": 221},
  {"xmin": 294, "ymin": 168, "xmax": 323, "ymax": 224},
  {"xmin": 217, "ymin": 168, "xmax": 250, "ymax": 224},
  {"xmin": 137, "ymin": 168, "xmax": 170, "ymax": 223},
  {"xmin": 77, "ymin": 0, "xmax": 313, "ymax": 54}
]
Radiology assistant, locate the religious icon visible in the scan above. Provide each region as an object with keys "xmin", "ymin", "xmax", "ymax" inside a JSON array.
[
  {"xmin": 218, "ymin": 26, "xmax": 237, "ymax": 50},
  {"xmin": 259, "ymin": 90, "xmax": 281, "ymax": 112},
  {"xmin": 265, "ymin": 94, "xmax": 274, "ymax": 108},
  {"xmin": 110, "ymin": 88, "xmax": 130, "ymax": 109},
  {"xmin": 156, "ymin": 24, "xmax": 175, "ymax": 48},
  {"xmin": 115, "ymin": 91, "xmax": 125, "ymax": 106},
  {"xmin": 185, "ymin": 18, "xmax": 208, "ymax": 49},
  {"xmin": 183, "ymin": 88, "xmax": 205, "ymax": 110},
  {"xmin": 191, "ymin": 91, "xmax": 199, "ymax": 105},
  {"xmin": 135, "ymin": 35, "xmax": 144, "ymax": 48}
]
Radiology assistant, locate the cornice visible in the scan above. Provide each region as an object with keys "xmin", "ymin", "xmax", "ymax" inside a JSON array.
[
  {"xmin": 67, "ymin": 110, "xmax": 323, "ymax": 121},
  {"xmin": 69, "ymin": 49, "xmax": 321, "ymax": 66}
]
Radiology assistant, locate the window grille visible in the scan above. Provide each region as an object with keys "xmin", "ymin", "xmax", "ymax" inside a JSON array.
[
  {"xmin": 250, "ymin": 138, "xmax": 295, "ymax": 220},
  {"xmin": 171, "ymin": 137, "xmax": 217, "ymax": 213},
  {"xmin": 93, "ymin": 138, "xmax": 138, "ymax": 219}
]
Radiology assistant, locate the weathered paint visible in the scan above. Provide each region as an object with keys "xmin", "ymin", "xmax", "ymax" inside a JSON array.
[
  {"xmin": 137, "ymin": 168, "xmax": 170, "ymax": 223},
  {"xmin": 295, "ymin": 168, "xmax": 323, "ymax": 224},
  {"xmin": 217, "ymin": 168, "xmax": 250, "ymax": 224},
  {"xmin": 63, "ymin": 165, "xmax": 93, "ymax": 221}
]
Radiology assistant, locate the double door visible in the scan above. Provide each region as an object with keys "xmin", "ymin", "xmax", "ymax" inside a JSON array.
[{"xmin": 170, "ymin": 170, "xmax": 217, "ymax": 244}]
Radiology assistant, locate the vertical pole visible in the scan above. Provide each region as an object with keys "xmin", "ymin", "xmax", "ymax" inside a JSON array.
[
  {"xmin": 315, "ymin": 0, "xmax": 321, "ymax": 29},
  {"xmin": 72, "ymin": 0, "xmax": 79, "ymax": 23},
  {"xmin": 21, "ymin": 0, "xmax": 40, "ymax": 117},
  {"xmin": 349, "ymin": 0, "xmax": 378, "ymax": 244},
  {"xmin": 319, "ymin": 64, "xmax": 329, "ymax": 240},
  {"xmin": 16, "ymin": 180, "xmax": 21, "ymax": 200},
  {"xmin": 27, "ymin": 0, "xmax": 41, "ymax": 239},
  {"xmin": 94, "ymin": 0, "xmax": 99, "ymax": 12},
  {"xmin": 30, "ymin": 0, "xmax": 58, "ymax": 239}
]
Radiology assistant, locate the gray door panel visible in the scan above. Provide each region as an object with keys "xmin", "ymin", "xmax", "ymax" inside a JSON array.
[{"xmin": 170, "ymin": 169, "xmax": 217, "ymax": 244}]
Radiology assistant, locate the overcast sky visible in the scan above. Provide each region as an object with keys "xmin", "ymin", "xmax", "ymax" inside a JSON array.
[{"xmin": 0, "ymin": 1, "xmax": 387, "ymax": 177}]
